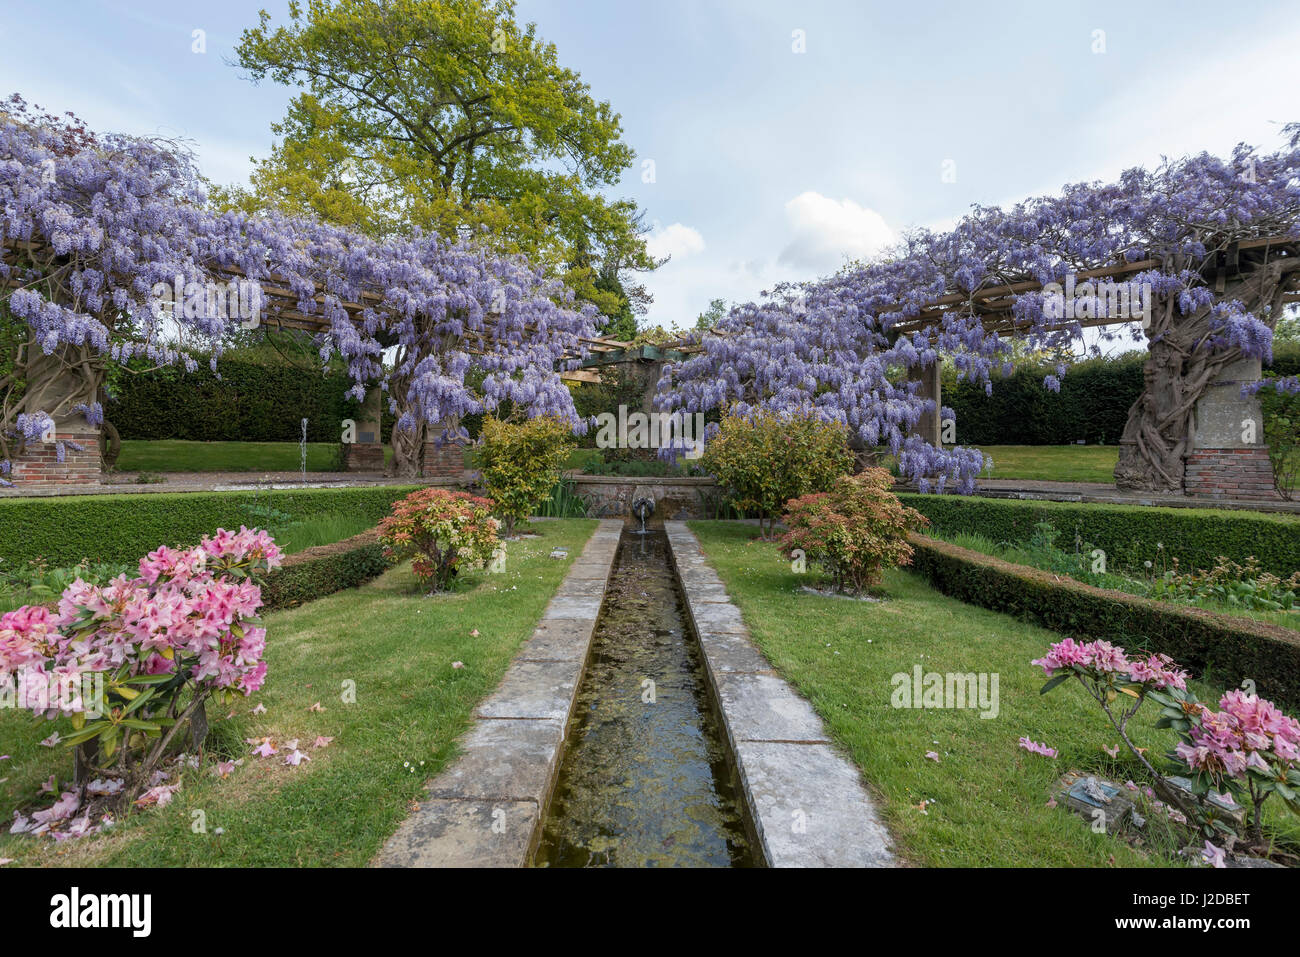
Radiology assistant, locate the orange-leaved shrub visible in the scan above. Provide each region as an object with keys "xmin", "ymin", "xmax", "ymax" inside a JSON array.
[
  {"xmin": 378, "ymin": 487, "xmax": 500, "ymax": 592},
  {"xmin": 779, "ymin": 468, "xmax": 928, "ymax": 594}
]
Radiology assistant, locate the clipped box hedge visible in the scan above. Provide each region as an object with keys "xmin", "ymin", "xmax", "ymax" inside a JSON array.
[
  {"xmin": 0, "ymin": 485, "xmax": 419, "ymax": 567},
  {"xmin": 260, "ymin": 529, "xmax": 388, "ymax": 610},
  {"xmin": 908, "ymin": 534, "xmax": 1300, "ymax": 709},
  {"xmin": 899, "ymin": 493, "xmax": 1300, "ymax": 577}
]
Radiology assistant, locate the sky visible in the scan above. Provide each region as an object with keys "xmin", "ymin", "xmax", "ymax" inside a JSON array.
[{"xmin": 3, "ymin": 0, "xmax": 1299, "ymax": 338}]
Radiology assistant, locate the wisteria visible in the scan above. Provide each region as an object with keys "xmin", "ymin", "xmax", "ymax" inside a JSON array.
[
  {"xmin": 0, "ymin": 95, "xmax": 599, "ymax": 481},
  {"xmin": 657, "ymin": 126, "xmax": 1300, "ymax": 493}
]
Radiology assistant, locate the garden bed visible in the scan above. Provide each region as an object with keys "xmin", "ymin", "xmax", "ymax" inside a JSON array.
[
  {"xmin": 686, "ymin": 520, "xmax": 1300, "ymax": 867},
  {"xmin": 0, "ymin": 519, "xmax": 598, "ymax": 866}
]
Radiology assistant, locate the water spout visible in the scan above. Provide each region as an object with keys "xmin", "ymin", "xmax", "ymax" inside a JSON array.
[{"xmin": 631, "ymin": 496, "xmax": 655, "ymax": 534}]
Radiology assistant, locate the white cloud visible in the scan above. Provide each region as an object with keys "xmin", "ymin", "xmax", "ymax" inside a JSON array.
[
  {"xmin": 778, "ymin": 192, "xmax": 895, "ymax": 272},
  {"xmin": 645, "ymin": 222, "xmax": 706, "ymax": 261}
]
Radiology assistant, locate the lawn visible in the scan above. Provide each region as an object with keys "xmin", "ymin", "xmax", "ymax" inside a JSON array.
[
  {"xmin": 0, "ymin": 518, "xmax": 597, "ymax": 867},
  {"xmin": 973, "ymin": 445, "xmax": 1119, "ymax": 483},
  {"xmin": 114, "ymin": 439, "xmax": 394, "ymax": 473},
  {"xmin": 688, "ymin": 520, "xmax": 1300, "ymax": 867}
]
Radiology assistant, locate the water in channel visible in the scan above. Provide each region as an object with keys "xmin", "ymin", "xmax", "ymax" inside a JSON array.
[{"xmin": 533, "ymin": 529, "xmax": 758, "ymax": 867}]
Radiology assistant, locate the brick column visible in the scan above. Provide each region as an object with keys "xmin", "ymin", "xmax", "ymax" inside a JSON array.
[
  {"xmin": 1184, "ymin": 357, "xmax": 1277, "ymax": 500},
  {"xmin": 342, "ymin": 385, "xmax": 385, "ymax": 471},
  {"xmin": 421, "ymin": 420, "xmax": 466, "ymax": 480},
  {"xmin": 7, "ymin": 345, "xmax": 102, "ymax": 492}
]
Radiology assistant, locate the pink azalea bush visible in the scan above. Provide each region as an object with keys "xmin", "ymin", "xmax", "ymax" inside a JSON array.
[
  {"xmin": 1033, "ymin": 638, "xmax": 1300, "ymax": 847},
  {"xmin": 0, "ymin": 527, "xmax": 280, "ymax": 811}
]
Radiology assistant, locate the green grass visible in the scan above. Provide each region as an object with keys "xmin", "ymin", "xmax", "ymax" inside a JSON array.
[
  {"xmin": 973, "ymin": 445, "xmax": 1119, "ymax": 483},
  {"xmin": 271, "ymin": 514, "xmax": 380, "ymax": 555},
  {"xmin": 114, "ymin": 440, "xmax": 394, "ymax": 473},
  {"xmin": 688, "ymin": 520, "xmax": 1300, "ymax": 867},
  {"xmin": 0, "ymin": 518, "xmax": 598, "ymax": 867}
]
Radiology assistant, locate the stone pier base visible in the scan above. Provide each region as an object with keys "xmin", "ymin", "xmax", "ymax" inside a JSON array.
[
  {"xmin": 421, "ymin": 441, "xmax": 466, "ymax": 480},
  {"xmin": 342, "ymin": 442, "xmax": 385, "ymax": 471}
]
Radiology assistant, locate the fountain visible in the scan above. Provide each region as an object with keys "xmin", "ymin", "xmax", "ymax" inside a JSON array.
[{"xmin": 631, "ymin": 495, "xmax": 655, "ymax": 534}]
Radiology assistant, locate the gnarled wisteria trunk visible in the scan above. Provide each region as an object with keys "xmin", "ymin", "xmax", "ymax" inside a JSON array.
[{"xmin": 1115, "ymin": 257, "xmax": 1300, "ymax": 492}]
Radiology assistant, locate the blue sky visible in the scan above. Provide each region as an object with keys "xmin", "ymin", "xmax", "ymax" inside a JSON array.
[{"xmin": 3, "ymin": 0, "xmax": 1298, "ymax": 333}]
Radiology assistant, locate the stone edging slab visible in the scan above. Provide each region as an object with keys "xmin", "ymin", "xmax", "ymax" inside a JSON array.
[
  {"xmin": 663, "ymin": 521, "xmax": 897, "ymax": 868},
  {"xmin": 373, "ymin": 519, "xmax": 623, "ymax": 868}
]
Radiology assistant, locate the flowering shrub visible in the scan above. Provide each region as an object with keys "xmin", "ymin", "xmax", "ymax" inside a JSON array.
[
  {"xmin": 1033, "ymin": 638, "xmax": 1300, "ymax": 849},
  {"xmin": 0, "ymin": 527, "xmax": 280, "ymax": 809},
  {"xmin": 476, "ymin": 416, "xmax": 575, "ymax": 536},
  {"xmin": 701, "ymin": 411, "xmax": 853, "ymax": 537},
  {"xmin": 378, "ymin": 488, "xmax": 500, "ymax": 591},
  {"xmin": 779, "ymin": 468, "xmax": 927, "ymax": 593}
]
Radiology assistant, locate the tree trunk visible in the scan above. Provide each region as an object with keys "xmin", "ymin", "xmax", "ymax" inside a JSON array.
[{"xmin": 1115, "ymin": 257, "xmax": 1300, "ymax": 492}]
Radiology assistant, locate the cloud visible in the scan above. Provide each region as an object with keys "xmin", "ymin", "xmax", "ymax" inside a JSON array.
[
  {"xmin": 645, "ymin": 222, "xmax": 706, "ymax": 261},
  {"xmin": 778, "ymin": 191, "xmax": 896, "ymax": 272}
]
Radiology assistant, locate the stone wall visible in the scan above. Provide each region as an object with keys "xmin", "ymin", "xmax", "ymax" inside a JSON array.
[{"xmin": 570, "ymin": 475, "xmax": 721, "ymax": 520}]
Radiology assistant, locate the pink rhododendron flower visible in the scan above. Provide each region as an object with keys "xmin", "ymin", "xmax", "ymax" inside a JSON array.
[
  {"xmin": 1201, "ymin": 841, "xmax": 1226, "ymax": 868},
  {"xmin": 313, "ymin": 736, "xmax": 334, "ymax": 749},
  {"xmin": 284, "ymin": 749, "xmax": 310, "ymax": 767},
  {"xmin": 252, "ymin": 741, "xmax": 277, "ymax": 758}
]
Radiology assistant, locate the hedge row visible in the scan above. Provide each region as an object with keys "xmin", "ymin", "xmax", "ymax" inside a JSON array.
[
  {"xmin": 899, "ymin": 493, "xmax": 1300, "ymax": 577},
  {"xmin": 0, "ymin": 485, "xmax": 420, "ymax": 567},
  {"xmin": 260, "ymin": 530, "xmax": 388, "ymax": 611},
  {"xmin": 907, "ymin": 534, "xmax": 1300, "ymax": 709},
  {"xmin": 107, "ymin": 354, "xmax": 359, "ymax": 443},
  {"xmin": 944, "ymin": 343, "xmax": 1300, "ymax": 446}
]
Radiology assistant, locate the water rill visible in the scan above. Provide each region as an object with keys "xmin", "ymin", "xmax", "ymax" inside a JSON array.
[{"xmin": 533, "ymin": 528, "xmax": 758, "ymax": 867}]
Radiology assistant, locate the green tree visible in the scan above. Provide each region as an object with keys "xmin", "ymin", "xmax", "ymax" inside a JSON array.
[
  {"xmin": 694, "ymin": 297, "xmax": 727, "ymax": 331},
  {"xmin": 231, "ymin": 0, "xmax": 656, "ymax": 324}
]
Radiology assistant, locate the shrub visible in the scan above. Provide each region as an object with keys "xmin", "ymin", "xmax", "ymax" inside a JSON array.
[
  {"xmin": 0, "ymin": 485, "xmax": 421, "ymax": 567},
  {"xmin": 1260, "ymin": 374, "xmax": 1300, "ymax": 501},
  {"xmin": 779, "ymin": 468, "xmax": 928, "ymax": 593},
  {"xmin": 1034, "ymin": 638, "xmax": 1300, "ymax": 852},
  {"xmin": 899, "ymin": 494, "xmax": 1300, "ymax": 577},
  {"xmin": 260, "ymin": 530, "xmax": 388, "ymax": 610},
  {"xmin": 701, "ymin": 411, "xmax": 853, "ymax": 537},
  {"xmin": 378, "ymin": 487, "xmax": 500, "ymax": 592},
  {"xmin": 1, "ymin": 527, "xmax": 279, "ymax": 822},
  {"xmin": 477, "ymin": 416, "xmax": 576, "ymax": 536},
  {"xmin": 907, "ymin": 534, "xmax": 1300, "ymax": 709}
]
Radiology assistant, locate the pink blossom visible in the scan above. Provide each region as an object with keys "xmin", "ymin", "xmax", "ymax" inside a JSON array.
[
  {"xmin": 284, "ymin": 749, "xmax": 310, "ymax": 767},
  {"xmin": 1018, "ymin": 737, "xmax": 1058, "ymax": 758}
]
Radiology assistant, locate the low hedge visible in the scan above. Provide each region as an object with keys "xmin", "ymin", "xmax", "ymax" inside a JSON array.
[
  {"xmin": 260, "ymin": 529, "xmax": 387, "ymax": 610},
  {"xmin": 908, "ymin": 534, "xmax": 1300, "ymax": 709},
  {"xmin": 899, "ymin": 493, "xmax": 1300, "ymax": 577},
  {"xmin": 0, "ymin": 485, "xmax": 420, "ymax": 567}
]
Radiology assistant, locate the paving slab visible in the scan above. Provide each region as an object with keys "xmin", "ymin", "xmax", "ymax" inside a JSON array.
[
  {"xmin": 688, "ymin": 600, "xmax": 748, "ymax": 635},
  {"xmin": 735, "ymin": 741, "xmax": 894, "ymax": 868},
  {"xmin": 476, "ymin": 659, "xmax": 585, "ymax": 721},
  {"xmin": 714, "ymin": 672, "xmax": 831, "ymax": 745},
  {"xmin": 376, "ymin": 799, "xmax": 538, "ymax": 868},
  {"xmin": 553, "ymin": 577, "xmax": 608, "ymax": 599},
  {"xmin": 542, "ymin": 594, "xmax": 604, "ymax": 620},
  {"xmin": 698, "ymin": 630, "xmax": 776, "ymax": 676},
  {"xmin": 425, "ymin": 718, "xmax": 566, "ymax": 804},
  {"xmin": 518, "ymin": 618, "xmax": 596, "ymax": 662}
]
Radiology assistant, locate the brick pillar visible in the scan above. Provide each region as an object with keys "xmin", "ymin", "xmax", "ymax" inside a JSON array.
[
  {"xmin": 342, "ymin": 385, "xmax": 385, "ymax": 471},
  {"xmin": 8, "ymin": 345, "xmax": 102, "ymax": 492},
  {"xmin": 421, "ymin": 420, "xmax": 466, "ymax": 480},
  {"xmin": 1184, "ymin": 357, "xmax": 1277, "ymax": 500},
  {"xmin": 907, "ymin": 360, "xmax": 943, "ymax": 446}
]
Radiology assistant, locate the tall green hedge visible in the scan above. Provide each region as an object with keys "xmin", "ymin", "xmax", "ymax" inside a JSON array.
[
  {"xmin": 909, "ymin": 535, "xmax": 1300, "ymax": 710},
  {"xmin": 107, "ymin": 354, "xmax": 358, "ymax": 443},
  {"xmin": 899, "ymin": 493, "xmax": 1300, "ymax": 577},
  {"xmin": 944, "ymin": 343, "xmax": 1300, "ymax": 446},
  {"xmin": 0, "ymin": 486, "xmax": 419, "ymax": 567}
]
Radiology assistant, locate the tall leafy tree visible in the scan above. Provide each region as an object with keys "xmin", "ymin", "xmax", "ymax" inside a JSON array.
[{"xmin": 232, "ymin": 0, "xmax": 655, "ymax": 326}]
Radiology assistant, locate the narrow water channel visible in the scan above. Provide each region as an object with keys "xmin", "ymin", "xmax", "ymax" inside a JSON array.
[{"xmin": 533, "ymin": 528, "xmax": 758, "ymax": 867}]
